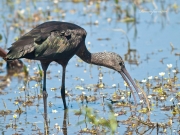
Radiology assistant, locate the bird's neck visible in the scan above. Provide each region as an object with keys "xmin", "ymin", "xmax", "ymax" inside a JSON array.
[{"xmin": 76, "ymin": 44, "xmax": 113, "ymax": 69}]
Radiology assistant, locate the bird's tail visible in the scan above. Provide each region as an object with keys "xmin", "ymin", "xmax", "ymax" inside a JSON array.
[
  {"xmin": 0, "ymin": 47, "xmax": 23, "ymax": 69},
  {"xmin": 6, "ymin": 48, "xmax": 19, "ymax": 60}
]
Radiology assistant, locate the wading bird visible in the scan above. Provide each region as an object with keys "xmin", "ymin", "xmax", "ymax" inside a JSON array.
[{"xmin": 6, "ymin": 21, "xmax": 140, "ymax": 115}]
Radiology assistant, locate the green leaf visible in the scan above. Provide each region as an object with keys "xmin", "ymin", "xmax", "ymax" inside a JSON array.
[
  {"xmin": 114, "ymin": 0, "xmax": 118, "ymax": 4},
  {"xmin": 23, "ymin": 65, "xmax": 29, "ymax": 76},
  {"xmin": 38, "ymin": 64, "xmax": 43, "ymax": 78},
  {"xmin": 109, "ymin": 114, "xmax": 117, "ymax": 134},
  {"xmin": 121, "ymin": 17, "xmax": 135, "ymax": 23}
]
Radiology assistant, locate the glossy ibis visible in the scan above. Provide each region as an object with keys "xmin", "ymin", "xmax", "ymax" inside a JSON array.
[{"xmin": 6, "ymin": 21, "xmax": 140, "ymax": 115}]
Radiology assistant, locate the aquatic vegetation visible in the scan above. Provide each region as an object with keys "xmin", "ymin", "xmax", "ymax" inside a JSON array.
[
  {"xmin": 76, "ymin": 105, "xmax": 117, "ymax": 135},
  {"xmin": 73, "ymin": 63, "xmax": 180, "ymax": 134}
]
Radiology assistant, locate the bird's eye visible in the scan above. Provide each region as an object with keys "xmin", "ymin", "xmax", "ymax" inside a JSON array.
[{"xmin": 119, "ymin": 62, "xmax": 125, "ymax": 67}]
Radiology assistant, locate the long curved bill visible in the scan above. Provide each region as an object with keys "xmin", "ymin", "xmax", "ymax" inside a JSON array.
[{"xmin": 118, "ymin": 67, "xmax": 141, "ymax": 105}]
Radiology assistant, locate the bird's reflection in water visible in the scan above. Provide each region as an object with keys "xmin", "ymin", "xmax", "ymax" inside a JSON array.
[
  {"xmin": 6, "ymin": 60, "xmax": 24, "ymax": 76},
  {"xmin": 44, "ymin": 112, "xmax": 49, "ymax": 135},
  {"xmin": 43, "ymin": 110, "xmax": 68, "ymax": 135},
  {"xmin": 0, "ymin": 60, "xmax": 24, "ymax": 90},
  {"xmin": 62, "ymin": 110, "xmax": 68, "ymax": 135},
  {"xmin": 0, "ymin": 47, "xmax": 24, "ymax": 89}
]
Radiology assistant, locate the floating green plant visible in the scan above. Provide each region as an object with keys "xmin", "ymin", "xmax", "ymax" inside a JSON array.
[{"xmin": 76, "ymin": 104, "xmax": 117, "ymax": 135}]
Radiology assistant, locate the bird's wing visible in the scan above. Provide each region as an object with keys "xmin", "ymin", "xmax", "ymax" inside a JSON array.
[
  {"xmin": 7, "ymin": 22, "xmax": 86, "ymax": 60},
  {"xmin": 7, "ymin": 24, "xmax": 52, "ymax": 59},
  {"xmin": 34, "ymin": 29, "xmax": 85, "ymax": 59}
]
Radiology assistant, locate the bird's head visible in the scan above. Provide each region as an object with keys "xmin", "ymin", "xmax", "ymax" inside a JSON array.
[
  {"xmin": 78, "ymin": 50, "xmax": 140, "ymax": 104},
  {"xmin": 99, "ymin": 52, "xmax": 126, "ymax": 72},
  {"xmin": 103, "ymin": 52, "xmax": 140, "ymax": 104}
]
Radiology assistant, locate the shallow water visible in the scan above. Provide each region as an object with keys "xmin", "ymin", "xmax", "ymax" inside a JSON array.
[{"xmin": 0, "ymin": 0, "xmax": 180, "ymax": 134}]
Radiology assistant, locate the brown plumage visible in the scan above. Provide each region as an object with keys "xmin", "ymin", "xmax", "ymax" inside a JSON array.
[{"xmin": 6, "ymin": 21, "xmax": 140, "ymax": 116}]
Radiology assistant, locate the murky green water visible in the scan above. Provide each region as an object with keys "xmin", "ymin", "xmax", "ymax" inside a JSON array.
[{"xmin": 0, "ymin": 0, "xmax": 180, "ymax": 134}]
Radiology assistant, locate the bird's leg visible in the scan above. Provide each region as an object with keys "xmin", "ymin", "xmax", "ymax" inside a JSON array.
[
  {"xmin": 43, "ymin": 69, "xmax": 48, "ymax": 119},
  {"xmin": 61, "ymin": 65, "xmax": 67, "ymax": 109},
  {"xmin": 40, "ymin": 61, "xmax": 50, "ymax": 123}
]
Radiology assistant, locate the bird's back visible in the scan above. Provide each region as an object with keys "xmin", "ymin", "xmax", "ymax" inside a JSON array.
[{"xmin": 7, "ymin": 21, "xmax": 87, "ymax": 61}]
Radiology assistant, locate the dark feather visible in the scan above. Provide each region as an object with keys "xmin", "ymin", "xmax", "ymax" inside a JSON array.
[{"xmin": 6, "ymin": 21, "xmax": 87, "ymax": 61}]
